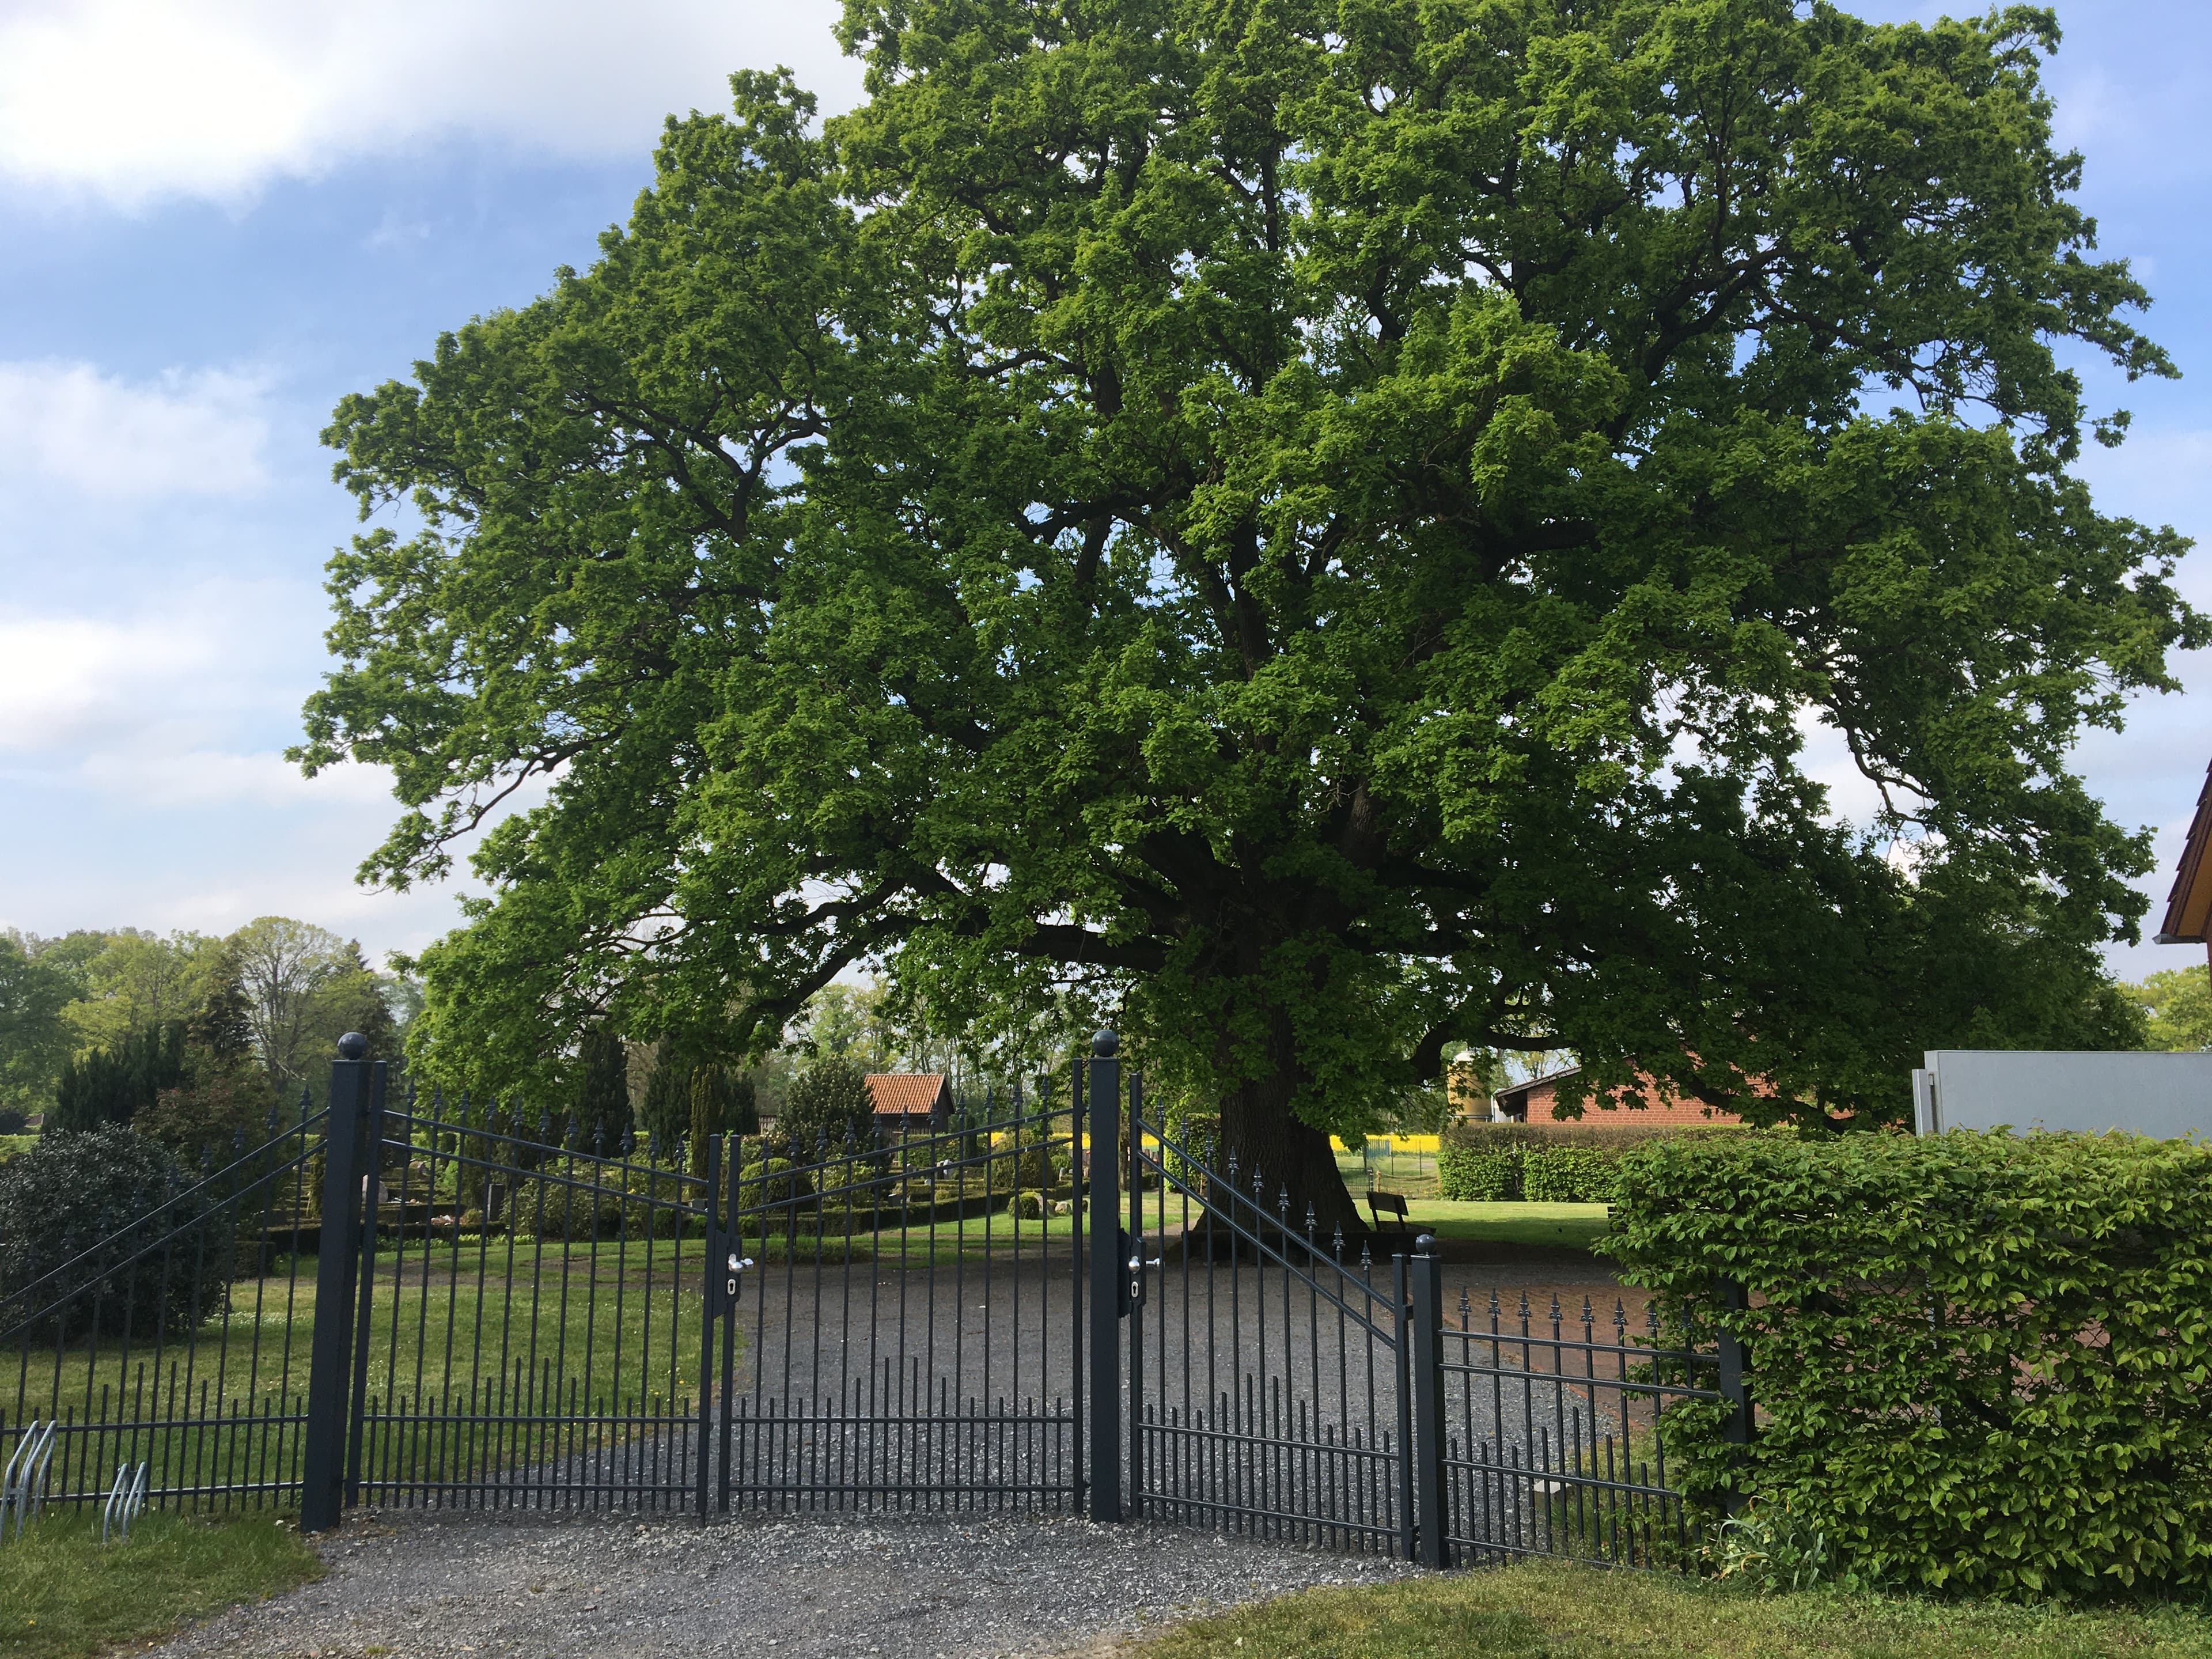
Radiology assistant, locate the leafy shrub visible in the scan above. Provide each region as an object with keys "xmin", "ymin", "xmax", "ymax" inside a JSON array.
[
  {"xmin": 1608, "ymin": 1130, "xmax": 2212, "ymax": 1600},
  {"xmin": 1522, "ymin": 1146, "xmax": 1620, "ymax": 1203},
  {"xmin": 737, "ymin": 1157, "xmax": 812, "ymax": 1221},
  {"xmin": 0, "ymin": 1126, "xmax": 231, "ymax": 1339},
  {"xmin": 1711, "ymin": 1499, "xmax": 1841, "ymax": 1594},
  {"xmin": 1437, "ymin": 1145, "xmax": 1521, "ymax": 1200},
  {"xmin": 1014, "ymin": 1188, "xmax": 1046, "ymax": 1221},
  {"xmin": 513, "ymin": 1184, "xmax": 626, "ymax": 1241},
  {"xmin": 778, "ymin": 1060, "xmax": 877, "ymax": 1158},
  {"xmin": 0, "ymin": 1109, "xmax": 29, "ymax": 1135},
  {"xmin": 136, "ymin": 1059, "xmax": 279, "ymax": 1165},
  {"xmin": 986, "ymin": 1141, "xmax": 1052, "ymax": 1194}
]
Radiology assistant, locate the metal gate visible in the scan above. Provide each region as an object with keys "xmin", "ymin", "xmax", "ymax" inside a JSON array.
[
  {"xmin": 1113, "ymin": 1042, "xmax": 1731, "ymax": 1569},
  {"xmin": 3, "ymin": 1032, "xmax": 1730, "ymax": 1567}
]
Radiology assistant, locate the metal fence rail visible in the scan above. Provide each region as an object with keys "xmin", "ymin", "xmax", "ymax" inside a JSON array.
[
  {"xmin": 715, "ymin": 1091, "xmax": 1084, "ymax": 1514},
  {"xmin": 1, "ymin": 1101, "xmax": 327, "ymax": 1516},
  {"xmin": 1, "ymin": 1032, "xmax": 1728, "ymax": 1568},
  {"xmin": 1131, "ymin": 1101, "xmax": 1412, "ymax": 1554},
  {"xmin": 1430, "ymin": 1286, "xmax": 1719, "ymax": 1569}
]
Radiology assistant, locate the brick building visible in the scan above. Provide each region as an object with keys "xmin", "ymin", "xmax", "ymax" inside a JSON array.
[{"xmin": 1488, "ymin": 1062, "xmax": 1745, "ymax": 1127}]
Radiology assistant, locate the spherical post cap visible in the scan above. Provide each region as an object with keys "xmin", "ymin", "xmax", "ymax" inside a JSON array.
[
  {"xmin": 1414, "ymin": 1232, "xmax": 1437, "ymax": 1258},
  {"xmin": 337, "ymin": 1032, "xmax": 369, "ymax": 1060},
  {"xmin": 1090, "ymin": 1029, "xmax": 1119, "ymax": 1058}
]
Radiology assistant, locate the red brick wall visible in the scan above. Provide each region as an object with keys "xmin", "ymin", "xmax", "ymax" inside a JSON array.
[{"xmin": 1516, "ymin": 1073, "xmax": 1745, "ymax": 1126}]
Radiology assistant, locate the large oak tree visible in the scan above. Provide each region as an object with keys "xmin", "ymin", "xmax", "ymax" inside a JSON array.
[{"xmin": 302, "ymin": 0, "xmax": 2196, "ymax": 1232}]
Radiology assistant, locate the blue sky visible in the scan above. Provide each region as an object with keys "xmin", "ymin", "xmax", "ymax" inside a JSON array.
[{"xmin": 0, "ymin": 1, "xmax": 2206, "ymax": 986}]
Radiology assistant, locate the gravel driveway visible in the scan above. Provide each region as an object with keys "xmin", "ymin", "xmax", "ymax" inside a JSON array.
[{"xmin": 151, "ymin": 1510, "xmax": 1420, "ymax": 1659}]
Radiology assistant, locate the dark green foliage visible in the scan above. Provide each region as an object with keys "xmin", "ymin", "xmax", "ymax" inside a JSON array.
[
  {"xmin": 573, "ymin": 1031, "xmax": 634, "ymax": 1154},
  {"xmin": 1606, "ymin": 1131, "xmax": 2212, "ymax": 1600},
  {"xmin": 1520, "ymin": 1148, "xmax": 1620, "ymax": 1204},
  {"xmin": 736, "ymin": 1156, "xmax": 812, "ymax": 1224},
  {"xmin": 778, "ymin": 1060, "xmax": 876, "ymax": 1158},
  {"xmin": 694, "ymin": 1065, "xmax": 759, "ymax": 1139},
  {"xmin": 50, "ymin": 1024, "xmax": 187, "ymax": 1134},
  {"xmin": 186, "ymin": 962, "xmax": 257, "ymax": 1064},
  {"xmin": 639, "ymin": 1047, "xmax": 690, "ymax": 1151},
  {"xmin": 135, "ymin": 1060, "xmax": 279, "ymax": 1165},
  {"xmin": 0, "ymin": 1125, "xmax": 230, "ymax": 1339},
  {"xmin": 0, "ymin": 1110, "xmax": 28, "ymax": 1135}
]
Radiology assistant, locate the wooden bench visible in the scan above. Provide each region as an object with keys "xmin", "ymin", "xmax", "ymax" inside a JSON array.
[{"xmin": 1366, "ymin": 1190, "xmax": 1415, "ymax": 1235}]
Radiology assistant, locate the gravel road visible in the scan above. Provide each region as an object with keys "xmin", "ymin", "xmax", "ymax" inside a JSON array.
[{"xmin": 151, "ymin": 1510, "xmax": 1419, "ymax": 1659}]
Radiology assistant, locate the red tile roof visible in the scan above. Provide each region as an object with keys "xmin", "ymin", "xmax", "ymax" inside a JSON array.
[{"xmin": 866, "ymin": 1074, "xmax": 949, "ymax": 1117}]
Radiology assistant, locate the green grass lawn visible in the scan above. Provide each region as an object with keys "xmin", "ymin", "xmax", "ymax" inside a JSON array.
[
  {"xmin": 1403, "ymin": 1199, "xmax": 1611, "ymax": 1251},
  {"xmin": 1132, "ymin": 1559, "xmax": 2212, "ymax": 1659},
  {"xmin": 0, "ymin": 1510, "xmax": 321, "ymax": 1659},
  {"xmin": 0, "ymin": 1134, "xmax": 35, "ymax": 1165},
  {"xmin": 7, "ymin": 1244, "xmax": 708, "ymax": 1502}
]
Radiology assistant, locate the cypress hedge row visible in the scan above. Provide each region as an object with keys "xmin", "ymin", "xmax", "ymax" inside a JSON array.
[{"xmin": 1605, "ymin": 1130, "xmax": 2212, "ymax": 1600}]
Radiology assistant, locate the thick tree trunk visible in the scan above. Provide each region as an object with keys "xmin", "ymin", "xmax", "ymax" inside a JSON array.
[{"xmin": 1215, "ymin": 1067, "xmax": 1366, "ymax": 1245}]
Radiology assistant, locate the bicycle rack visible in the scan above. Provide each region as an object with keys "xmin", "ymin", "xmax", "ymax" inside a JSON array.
[
  {"xmin": 1, "ymin": 1421, "xmax": 56, "ymax": 1541},
  {"xmin": 101, "ymin": 1461, "xmax": 148, "ymax": 1544}
]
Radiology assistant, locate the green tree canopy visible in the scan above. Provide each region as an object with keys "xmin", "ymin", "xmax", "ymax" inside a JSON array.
[
  {"xmin": 2121, "ymin": 965, "xmax": 2212, "ymax": 1052},
  {"xmin": 302, "ymin": 0, "xmax": 2196, "ymax": 1229},
  {"xmin": 0, "ymin": 933, "xmax": 77, "ymax": 1116}
]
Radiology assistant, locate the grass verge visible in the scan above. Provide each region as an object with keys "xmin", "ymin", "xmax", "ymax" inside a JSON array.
[
  {"xmin": 0, "ymin": 1510, "xmax": 321, "ymax": 1659},
  {"xmin": 1131, "ymin": 1559, "xmax": 2212, "ymax": 1658},
  {"xmin": 1405, "ymin": 1200, "xmax": 1611, "ymax": 1251}
]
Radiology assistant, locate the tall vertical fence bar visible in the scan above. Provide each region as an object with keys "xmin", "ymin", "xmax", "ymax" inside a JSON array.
[{"xmin": 2, "ymin": 1031, "xmax": 1725, "ymax": 1566}]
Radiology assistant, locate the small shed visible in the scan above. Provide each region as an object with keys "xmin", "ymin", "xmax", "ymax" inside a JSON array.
[{"xmin": 865, "ymin": 1073, "xmax": 953, "ymax": 1135}]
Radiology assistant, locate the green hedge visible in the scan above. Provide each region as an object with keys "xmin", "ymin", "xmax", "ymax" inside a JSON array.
[
  {"xmin": 1437, "ymin": 1142, "xmax": 1620, "ymax": 1203},
  {"xmin": 1606, "ymin": 1130, "xmax": 2212, "ymax": 1600}
]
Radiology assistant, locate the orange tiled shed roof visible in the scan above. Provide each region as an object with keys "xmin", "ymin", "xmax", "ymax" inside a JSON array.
[{"xmin": 865, "ymin": 1074, "xmax": 949, "ymax": 1116}]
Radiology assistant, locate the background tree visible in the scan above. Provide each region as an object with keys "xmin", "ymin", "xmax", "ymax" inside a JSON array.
[
  {"xmin": 49, "ymin": 1023, "xmax": 186, "ymax": 1135},
  {"xmin": 226, "ymin": 919, "xmax": 397, "ymax": 1103},
  {"xmin": 2121, "ymin": 967, "xmax": 2212, "ymax": 1052},
  {"xmin": 302, "ymin": 3, "xmax": 2198, "ymax": 1231},
  {"xmin": 777, "ymin": 1059, "xmax": 876, "ymax": 1158},
  {"xmin": 573, "ymin": 1029, "xmax": 635, "ymax": 1152},
  {"xmin": 58, "ymin": 930, "xmax": 220, "ymax": 1056},
  {"xmin": 0, "ymin": 933, "xmax": 76, "ymax": 1116}
]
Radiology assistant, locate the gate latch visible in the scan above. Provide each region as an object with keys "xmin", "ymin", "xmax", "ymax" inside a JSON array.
[
  {"xmin": 723, "ymin": 1249, "xmax": 753, "ymax": 1313},
  {"xmin": 1126, "ymin": 1234, "xmax": 1160, "ymax": 1308}
]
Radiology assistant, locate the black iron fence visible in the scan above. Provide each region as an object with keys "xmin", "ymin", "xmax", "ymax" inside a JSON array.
[
  {"xmin": 0, "ymin": 1099, "xmax": 327, "ymax": 1516},
  {"xmin": 0, "ymin": 1032, "xmax": 1736, "ymax": 1570}
]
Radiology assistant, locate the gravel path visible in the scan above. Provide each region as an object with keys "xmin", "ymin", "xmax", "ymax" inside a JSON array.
[{"xmin": 151, "ymin": 1511, "xmax": 1420, "ymax": 1659}]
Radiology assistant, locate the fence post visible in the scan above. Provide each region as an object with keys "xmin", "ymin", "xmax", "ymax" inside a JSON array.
[
  {"xmin": 1086, "ymin": 1031, "xmax": 1122, "ymax": 1522},
  {"xmin": 1715, "ymin": 1276, "xmax": 1752, "ymax": 1516},
  {"xmin": 343, "ymin": 1060, "xmax": 388, "ymax": 1508},
  {"xmin": 1126, "ymin": 1072, "xmax": 1145, "ymax": 1518},
  {"xmin": 1407, "ymin": 1236, "xmax": 1449, "ymax": 1567},
  {"xmin": 301, "ymin": 1034, "xmax": 370, "ymax": 1532},
  {"xmin": 695, "ymin": 1128, "xmax": 721, "ymax": 1524}
]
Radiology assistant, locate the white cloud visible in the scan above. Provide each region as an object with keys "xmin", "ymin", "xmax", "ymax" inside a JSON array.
[
  {"xmin": 0, "ymin": 0, "xmax": 862, "ymax": 209},
  {"xmin": 0, "ymin": 611, "xmax": 221, "ymax": 750},
  {"xmin": 0, "ymin": 361, "xmax": 269, "ymax": 495},
  {"xmin": 71, "ymin": 748, "xmax": 395, "ymax": 810}
]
